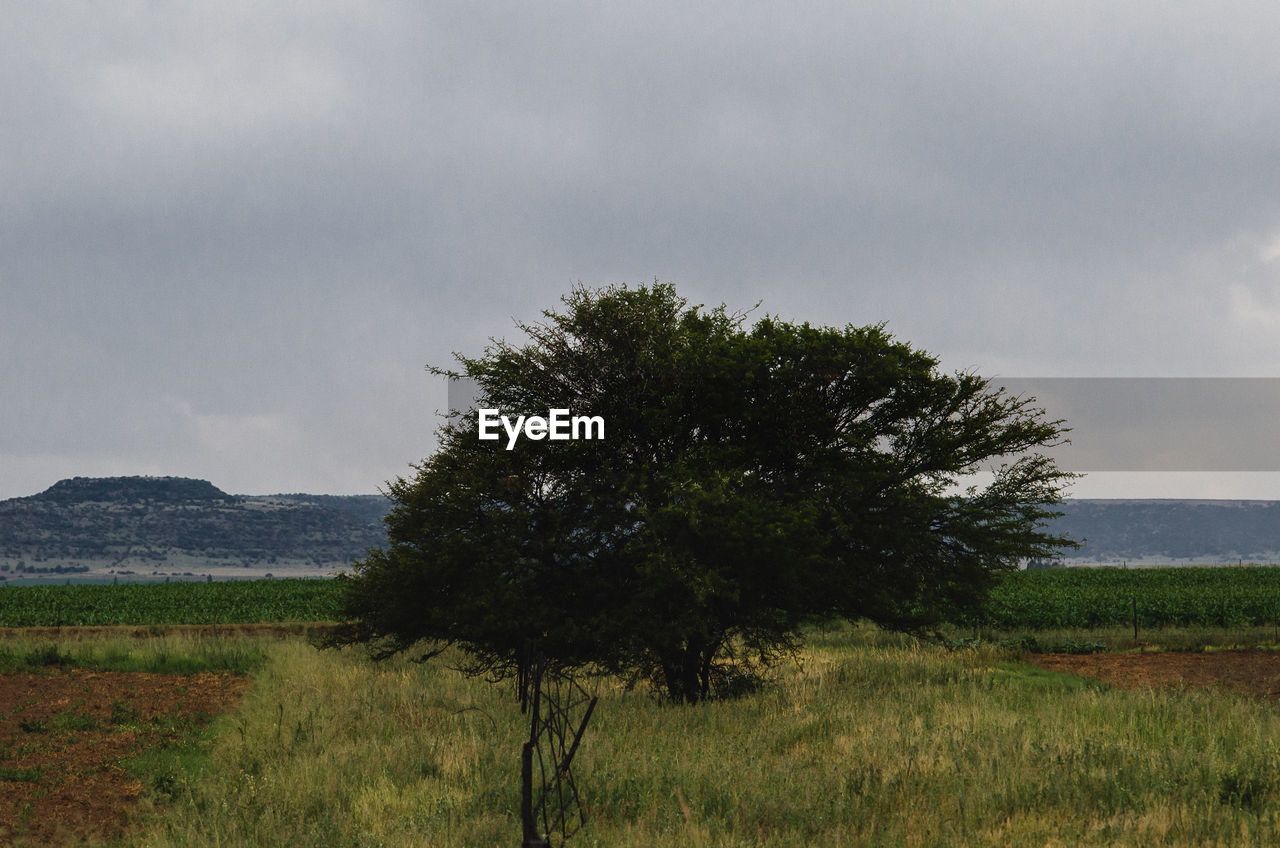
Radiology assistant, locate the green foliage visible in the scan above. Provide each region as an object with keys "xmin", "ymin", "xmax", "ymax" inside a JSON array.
[
  {"xmin": 0, "ymin": 578, "xmax": 341, "ymax": 627},
  {"xmin": 125, "ymin": 728, "xmax": 222, "ymax": 804},
  {"xmin": 332, "ymin": 283, "xmax": 1076, "ymax": 702},
  {"xmin": 0, "ymin": 765, "xmax": 43, "ymax": 783},
  {"xmin": 978, "ymin": 566, "xmax": 1280, "ymax": 630}
]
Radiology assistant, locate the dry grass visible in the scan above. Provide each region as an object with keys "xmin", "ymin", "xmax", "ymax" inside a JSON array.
[{"xmin": 14, "ymin": 624, "xmax": 1280, "ymax": 846}]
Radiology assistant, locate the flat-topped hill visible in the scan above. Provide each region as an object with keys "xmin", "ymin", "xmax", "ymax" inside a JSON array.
[
  {"xmin": 34, "ymin": 476, "xmax": 236, "ymax": 504},
  {"xmin": 0, "ymin": 477, "xmax": 389, "ymax": 579}
]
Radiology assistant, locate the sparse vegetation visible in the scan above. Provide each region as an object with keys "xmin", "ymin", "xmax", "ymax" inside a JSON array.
[{"xmin": 0, "ymin": 630, "xmax": 254, "ymax": 845}]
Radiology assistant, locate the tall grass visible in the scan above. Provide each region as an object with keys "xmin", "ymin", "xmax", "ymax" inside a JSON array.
[
  {"xmin": 0, "ymin": 630, "xmax": 267, "ymax": 674},
  {"xmin": 126, "ymin": 624, "xmax": 1280, "ymax": 847}
]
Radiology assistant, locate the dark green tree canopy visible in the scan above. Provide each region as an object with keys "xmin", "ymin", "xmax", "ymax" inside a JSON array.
[{"xmin": 331, "ymin": 283, "xmax": 1076, "ymax": 702}]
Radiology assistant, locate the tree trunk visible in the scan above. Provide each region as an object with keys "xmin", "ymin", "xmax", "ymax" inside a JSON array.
[{"xmin": 660, "ymin": 634, "xmax": 719, "ymax": 704}]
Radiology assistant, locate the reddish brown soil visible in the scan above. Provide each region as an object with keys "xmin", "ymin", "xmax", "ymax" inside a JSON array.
[
  {"xmin": 1026, "ymin": 649, "xmax": 1280, "ymax": 701},
  {"xmin": 0, "ymin": 668, "xmax": 248, "ymax": 846}
]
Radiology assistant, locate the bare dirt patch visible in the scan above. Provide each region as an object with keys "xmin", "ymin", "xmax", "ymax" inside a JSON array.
[
  {"xmin": 0, "ymin": 668, "xmax": 248, "ymax": 846},
  {"xmin": 1027, "ymin": 649, "xmax": 1280, "ymax": 701}
]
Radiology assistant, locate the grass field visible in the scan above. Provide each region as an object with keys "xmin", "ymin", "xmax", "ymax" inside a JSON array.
[
  {"xmin": 5, "ymin": 623, "xmax": 1280, "ymax": 846},
  {"xmin": 7, "ymin": 570, "xmax": 1280, "ymax": 845}
]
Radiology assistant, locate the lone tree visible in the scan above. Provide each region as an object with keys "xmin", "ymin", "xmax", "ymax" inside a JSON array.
[{"xmin": 331, "ymin": 283, "xmax": 1077, "ymax": 702}]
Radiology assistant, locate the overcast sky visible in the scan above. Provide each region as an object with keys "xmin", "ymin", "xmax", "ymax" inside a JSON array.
[{"xmin": 5, "ymin": 2, "xmax": 1280, "ymax": 500}]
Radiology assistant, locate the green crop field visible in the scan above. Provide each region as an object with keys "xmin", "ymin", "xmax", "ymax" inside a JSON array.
[
  {"xmin": 980, "ymin": 565, "xmax": 1280, "ymax": 630},
  {"xmin": 5, "ymin": 567, "xmax": 1280, "ymax": 633},
  {"xmin": 0, "ymin": 578, "xmax": 343, "ymax": 627}
]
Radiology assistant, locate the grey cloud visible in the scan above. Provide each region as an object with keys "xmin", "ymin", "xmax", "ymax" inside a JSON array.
[{"xmin": 5, "ymin": 2, "xmax": 1280, "ymax": 498}]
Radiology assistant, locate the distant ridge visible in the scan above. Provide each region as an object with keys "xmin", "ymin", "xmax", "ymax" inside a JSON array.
[
  {"xmin": 34, "ymin": 476, "xmax": 235, "ymax": 504},
  {"xmin": 0, "ymin": 477, "xmax": 389, "ymax": 582},
  {"xmin": 5, "ymin": 479, "xmax": 1280, "ymax": 576},
  {"xmin": 1045, "ymin": 499, "xmax": 1280, "ymax": 566}
]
